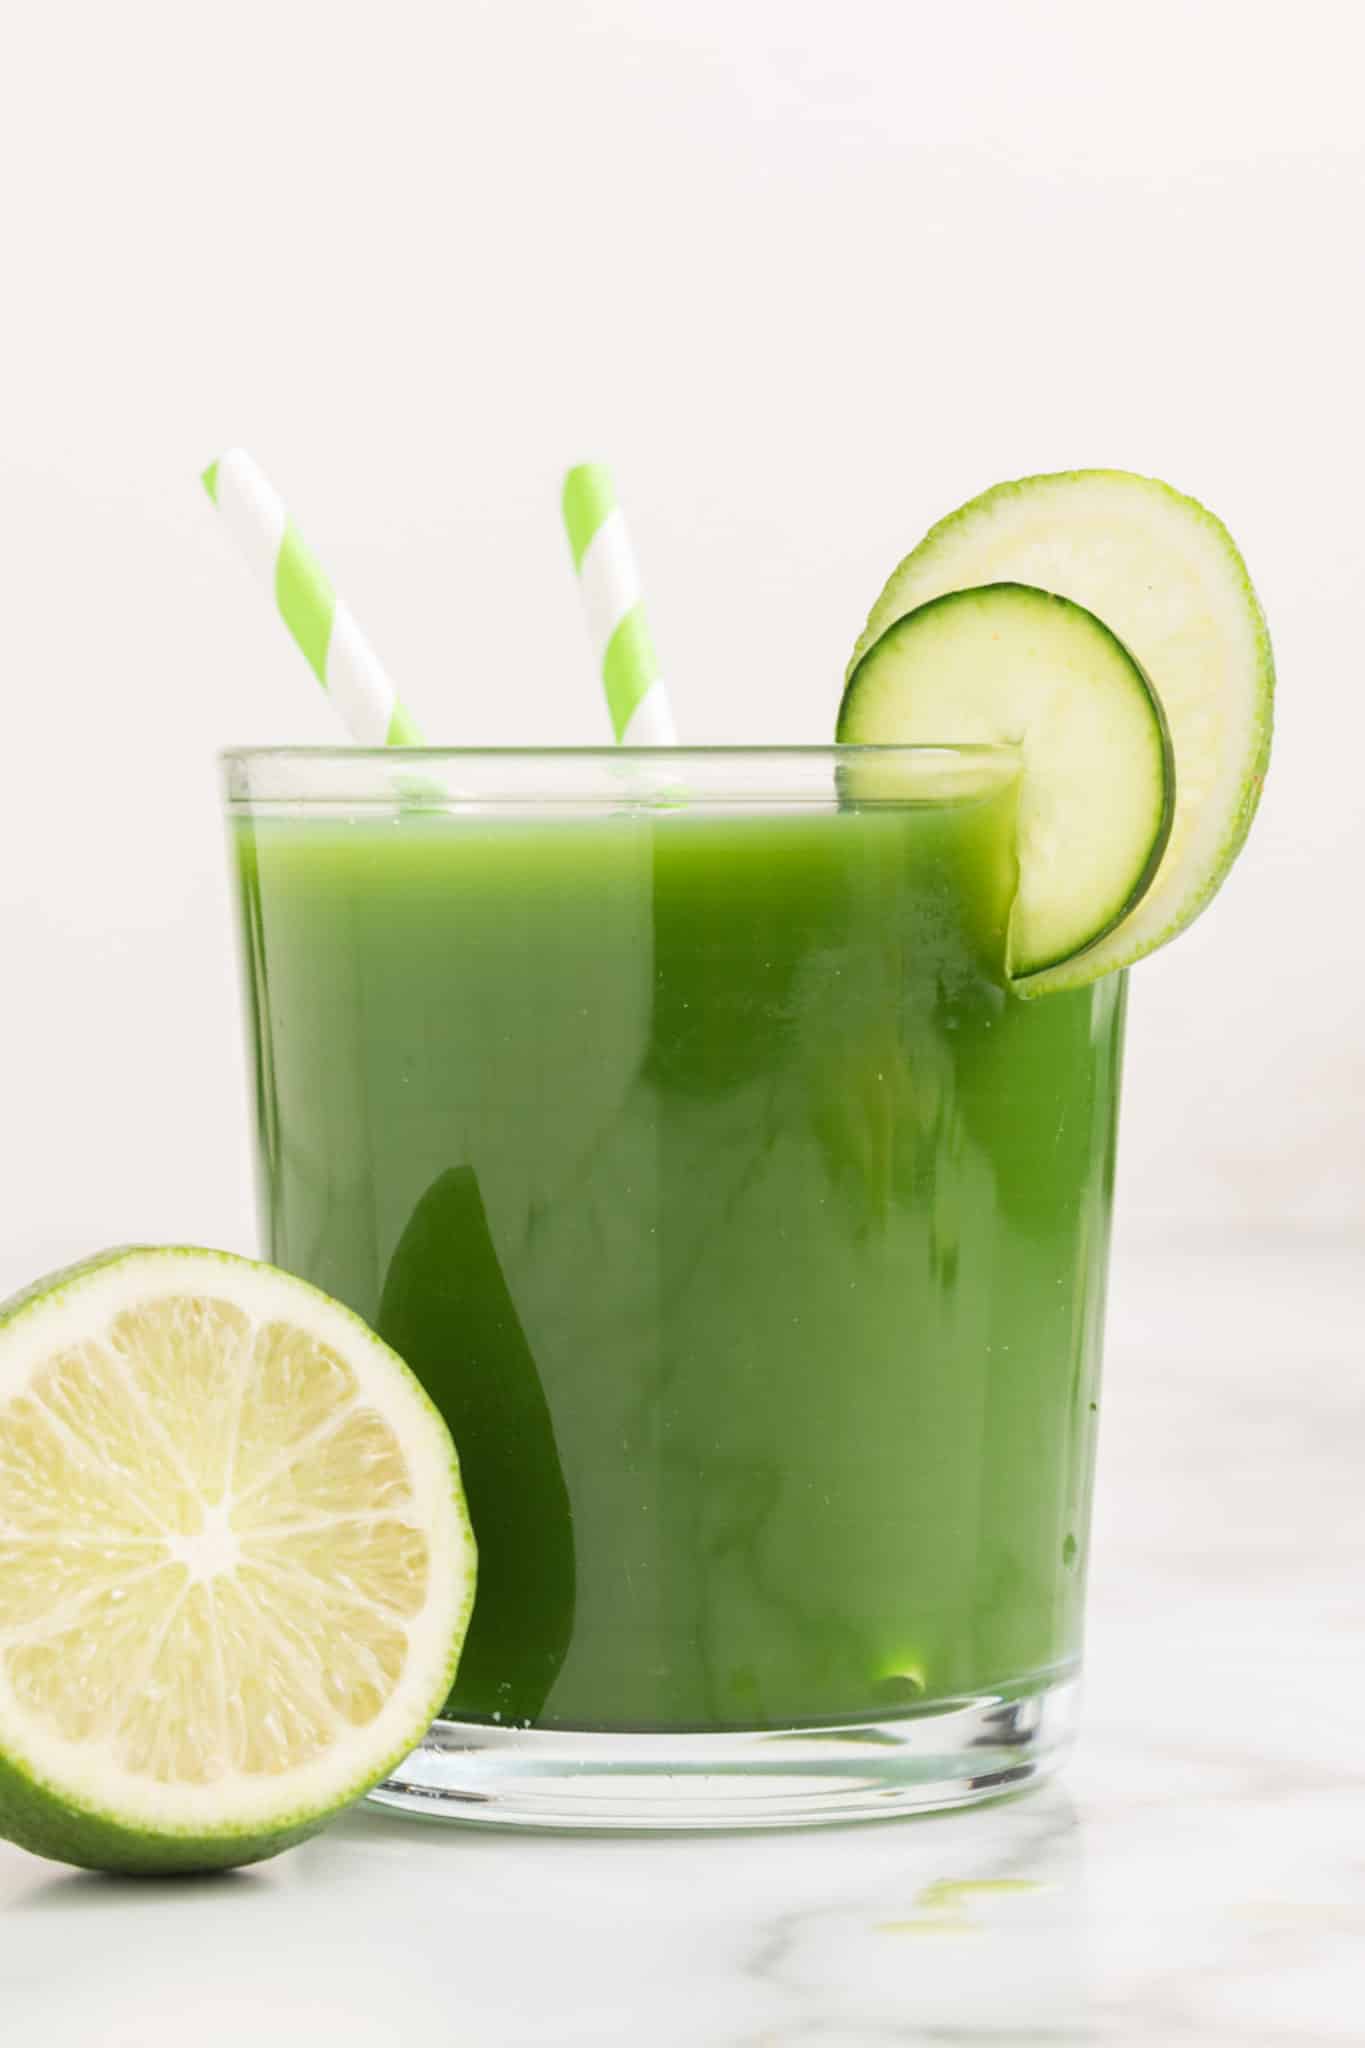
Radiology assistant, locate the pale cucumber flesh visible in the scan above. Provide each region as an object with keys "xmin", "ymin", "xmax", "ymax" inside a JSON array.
[
  {"xmin": 851, "ymin": 469, "xmax": 1272, "ymax": 993},
  {"xmin": 838, "ymin": 582, "xmax": 1174, "ymax": 977}
]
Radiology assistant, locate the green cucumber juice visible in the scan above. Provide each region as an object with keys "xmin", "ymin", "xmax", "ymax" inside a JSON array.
[{"xmin": 232, "ymin": 775, "xmax": 1123, "ymax": 1732}]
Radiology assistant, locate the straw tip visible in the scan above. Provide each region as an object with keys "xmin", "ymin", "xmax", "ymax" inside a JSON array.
[
  {"xmin": 562, "ymin": 462, "xmax": 618, "ymax": 569},
  {"xmin": 200, "ymin": 458, "xmax": 221, "ymax": 504}
]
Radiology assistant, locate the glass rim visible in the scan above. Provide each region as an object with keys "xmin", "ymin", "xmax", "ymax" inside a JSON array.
[
  {"xmin": 220, "ymin": 743, "xmax": 1020, "ymax": 766},
  {"xmin": 221, "ymin": 743, "xmax": 1023, "ymax": 814}
]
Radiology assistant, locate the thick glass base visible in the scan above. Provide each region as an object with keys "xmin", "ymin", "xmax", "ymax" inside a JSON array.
[{"xmin": 368, "ymin": 1679, "xmax": 1079, "ymax": 1832}]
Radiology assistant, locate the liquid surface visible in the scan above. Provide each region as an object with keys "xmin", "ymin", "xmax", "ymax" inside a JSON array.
[{"xmin": 232, "ymin": 788, "xmax": 1123, "ymax": 1731}]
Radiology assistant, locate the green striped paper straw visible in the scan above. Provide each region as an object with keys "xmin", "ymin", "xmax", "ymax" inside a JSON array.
[
  {"xmin": 201, "ymin": 449, "xmax": 423, "ymax": 746},
  {"xmin": 562, "ymin": 465, "xmax": 677, "ymax": 744}
]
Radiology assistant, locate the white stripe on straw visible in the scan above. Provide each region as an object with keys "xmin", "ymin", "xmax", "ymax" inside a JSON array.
[
  {"xmin": 578, "ymin": 509, "xmax": 641, "ymax": 667},
  {"xmin": 620, "ymin": 678, "xmax": 675, "ymax": 746},
  {"xmin": 562, "ymin": 465, "xmax": 676, "ymax": 744},
  {"xmin": 202, "ymin": 448, "xmax": 422, "ymax": 746}
]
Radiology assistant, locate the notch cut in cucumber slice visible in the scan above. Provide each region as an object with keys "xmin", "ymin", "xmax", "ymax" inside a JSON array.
[{"xmin": 837, "ymin": 582, "xmax": 1174, "ymax": 978}]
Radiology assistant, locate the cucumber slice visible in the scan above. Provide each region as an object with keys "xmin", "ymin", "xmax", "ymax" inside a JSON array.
[
  {"xmin": 837, "ymin": 583, "xmax": 1174, "ymax": 976},
  {"xmin": 850, "ymin": 469, "xmax": 1273, "ymax": 993}
]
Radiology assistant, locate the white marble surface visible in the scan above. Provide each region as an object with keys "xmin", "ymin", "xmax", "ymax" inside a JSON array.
[{"xmin": 1, "ymin": 1245, "xmax": 1361, "ymax": 2046}]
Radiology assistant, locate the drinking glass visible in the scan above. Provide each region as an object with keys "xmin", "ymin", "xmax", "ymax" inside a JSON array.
[{"xmin": 224, "ymin": 746, "xmax": 1125, "ymax": 1828}]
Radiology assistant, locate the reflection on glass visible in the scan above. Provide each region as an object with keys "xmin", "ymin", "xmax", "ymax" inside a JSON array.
[{"xmin": 377, "ymin": 1167, "xmax": 575, "ymax": 1725}]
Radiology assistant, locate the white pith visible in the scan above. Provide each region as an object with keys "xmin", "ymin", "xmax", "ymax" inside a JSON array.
[{"xmin": 0, "ymin": 1250, "xmax": 472, "ymax": 1838}]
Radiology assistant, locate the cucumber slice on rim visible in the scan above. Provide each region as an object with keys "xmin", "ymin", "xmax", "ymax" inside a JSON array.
[
  {"xmin": 838, "ymin": 583, "xmax": 1173, "ymax": 976},
  {"xmin": 849, "ymin": 469, "xmax": 1274, "ymax": 993}
]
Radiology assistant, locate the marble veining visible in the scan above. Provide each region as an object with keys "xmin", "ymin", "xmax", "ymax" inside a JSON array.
[{"xmin": 0, "ymin": 1247, "xmax": 1361, "ymax": 2046}]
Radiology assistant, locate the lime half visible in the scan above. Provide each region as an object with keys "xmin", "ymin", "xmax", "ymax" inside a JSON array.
[
  {"xmin": 0, "ymin": 1247, "xmax": 475, "ymax": 1874},
  {"xmin": 849, "ymin": 469, "xmax": 1274, "ymax": 993}
]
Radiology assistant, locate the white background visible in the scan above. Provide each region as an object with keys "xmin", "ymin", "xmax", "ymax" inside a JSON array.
[{"xmin": 1, "ymin": 0, "xmax": 1361, "ymax": 1273}]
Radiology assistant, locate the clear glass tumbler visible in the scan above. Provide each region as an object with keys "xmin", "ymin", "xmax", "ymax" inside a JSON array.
[{"xmin": 224, "ymin": 746, "xmax": 1125, "ymax": 1829}]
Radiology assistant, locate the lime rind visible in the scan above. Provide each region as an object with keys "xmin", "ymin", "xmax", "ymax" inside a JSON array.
[
  {"xmin": 0, "ymin": 1246, "xmax": 475, "ymax": 1874},
  {"xmin": 850, "ymin": 469, "xmax": 1274, "ymax": 995}
]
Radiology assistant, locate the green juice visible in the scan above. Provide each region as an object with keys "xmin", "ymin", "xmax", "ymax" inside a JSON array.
[{"xmin": 232, "ymin": 775, "xmax": 1123, "ymax": 1733}]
